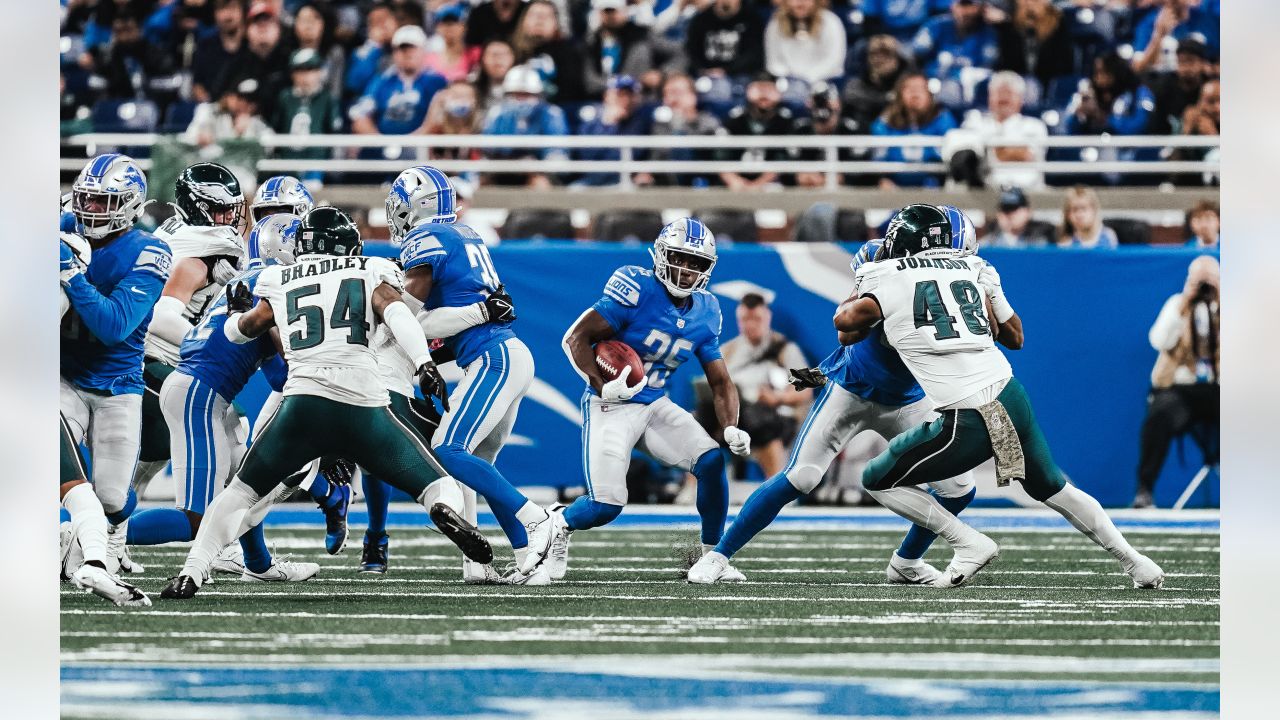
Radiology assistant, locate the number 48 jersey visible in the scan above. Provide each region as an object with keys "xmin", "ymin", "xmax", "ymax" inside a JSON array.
[
  {"xmin": 254, "ymin": 254, "xmax": 405, "ymax": 407},
  {"xmin": 854, "ymin": 253, "xmax": 1011, "ymax": 408}
]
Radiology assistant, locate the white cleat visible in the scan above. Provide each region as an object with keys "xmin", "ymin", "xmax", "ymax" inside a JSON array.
[
  {"xmin": 240, "ymin": 559, "xmax": 320, "ymax": 583},
  {"xmin": 507, "ymin": 564, "xmax": 551, "ymax": 586},
  {"xmin": 886, "ymin": 554, "xmax": 943, "ymax": 585},
  {"xmin": 698, "ymin": 545, "xmax": 744, "ymax": 582},
  {"xmin": 547, "ymin": 505, "xmax": 572, "ymax": 580},
  {"xmin": 687, "ymin": 551, "xmax": 737, "ymax": 584},
  {"xmin": 1128, "ymin": 554, "xmax": 1165, "ymax": 589},
  {"xmin": 117, "ymin": 545, "xmax": 145, "ymax": 574},
  {"xmin": 60, "ymin": 521, "xmax": 79, "ymax": 580},
  {"xmin": 212, "ymin": 545, "xmax": 248, "ymax": 576},
  {"xmin": 70, "ymin": 563, "xmax": 152, "ymax": 608},
  {"xmin": 104, "ymin": 521, "xmax": 128, "ymax": 575},
  {"xmin": 934, "ymin": 531, "xmax": 999, "ymax": 588},
  {"xmin": 519, "ymin": 509, "xmax": 564, "ymax": 575},
  {"xmin": 463, "ymin": 558, "xmax": 505, "ymax": 585}
]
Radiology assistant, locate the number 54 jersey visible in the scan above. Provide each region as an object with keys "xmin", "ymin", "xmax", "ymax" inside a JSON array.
[
  {"xmin": 591, "ymin": 265, "xmax": 723, "ymax": 405},
  {"xmin": 854, "ymin": 254, "xmax": 1011, "ymax": 408},
  {"xmin": 254, "ymin": 254, "xmax": 405, "ymax": 407}
]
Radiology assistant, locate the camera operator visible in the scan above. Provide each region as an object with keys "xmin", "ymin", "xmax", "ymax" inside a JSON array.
[{"xmin": 1135, "ymin": 255, "xmax": 1220, "ymax": 508}]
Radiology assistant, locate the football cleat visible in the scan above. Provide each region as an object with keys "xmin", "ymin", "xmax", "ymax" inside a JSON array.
[
  {"xmin": 70, "ymin": 564, "xmax": 152, "ymax": 608},
  {"xmin": 518, "ymin": 509, "xmax": 563, "ymax": 575},
  {"xmin": 699, "ymin": 545, "xmax": 745, "ymax": 582},
  {"xmin": 160, "ymin": 574, "xmax": 201, "ymax": 600},
  {"xmin": 360, "ymin": 535, "xmax": 389, "ymax": 574},
  {"xmin": 59, "ymin": 521, "xmax": 78, "ymax": 580},
  {"xmin": 506, "ymin": 563, "xmax": 550, "ymax": 586},
  {"xmin": 117, "ymin": 545, "xmax": 145, "ymax": 574},
  {"xmin": 463, "ymin": 558, "xmax": 505, "ymax": 585},
  {"xmin": 241, "ymin": 559, "xmax": 320, "ymax": 583},
  {"xmin": 429, "ymin": 503, "xmax": 493, "ymax": 564},
  {"xmin": 1128, "ymin": 554, "xmax": 1165, "ymax": 589},
  {"xmin": 687, "ymin": 551, "xmax": 735, "ymax": 584},
  {"xmin": 212, "ymin": 544, "xmax": 248, "ymax": 576},
  {"xmin": 934, "ymin": 531, "xmax": 1000, "ymax": 588},
  {"xmin": 547, "ymin": 504, "xmax": 572, "ymax": 580},
  {"xmin": 886, "ymin": 555, "xmax": 943, "ymax": 585},
  {"xmin": 104, "ymin": 520, "xmax": 128, "ymax": 575},
  {"xmin": 323, "ymin": 483, "xmax": 352, "ymax": 555}
]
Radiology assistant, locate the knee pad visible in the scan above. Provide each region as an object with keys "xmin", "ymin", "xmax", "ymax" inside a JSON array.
[
  {"xmin": 786, "ymin": 464, "xmax": 825, "ymax": 494},
  {"xmin": 568, "ymin": 499, "xmax": 624, "ymax": 530},
  {"xmin": 100, "ymin": 486, "xmax": 137, "ymax": 524},
  {"xmin": 692, "ymin": 449, "xmax": 724, "ymax": 479}
]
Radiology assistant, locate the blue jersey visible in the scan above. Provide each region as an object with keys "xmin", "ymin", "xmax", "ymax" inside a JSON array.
[
  {"xmin": 913, "ymin": 17, "xmax": 1001, "ymax": 82},
  {"xmin": 817, "ymin": 326, "xmax": 925, "ymax": 408},
  {"xmin": 590, "ymin": 265, "xmax": 723, "ymax": 405},
  {"xmin": 349, "ymin": 68, "xmax": 447, "ymax": 135},
  {"xmin": 400, "ymin": 222, "xmax": 515, "ymax": 368},
  {"xmin": 61, "ymin": 226, "xmax": 170, "ymax": 395},
  {"xmin": 177, "ymin": 267, "xmax": 286, "ymax": 403}
]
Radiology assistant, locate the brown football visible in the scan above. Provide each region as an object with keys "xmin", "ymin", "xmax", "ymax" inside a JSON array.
[{"xmin": 594, "ymin": 340, "xmax": 645, "ymax": 383}]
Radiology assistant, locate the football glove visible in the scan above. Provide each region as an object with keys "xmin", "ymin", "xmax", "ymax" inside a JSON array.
[
  {"xmin": 723, "ymin": 425, "xmax": 752, "ymax": 457},
  {"xmin": 482, "ymin": 284, "xmax": 517, "ymax": 324},
  {"xmin": 977, "ymin": 262, "xmax": 1015, "ymax": 323},
  {"xmin": 225, "ymin": 281, "xmax": 254, "ymax": 314},
  {"xmin": 318, "ymin": 456, "xmax": 357, "ymax": 486},
  {"xmin": 600, "ymin": 365, "xmax": 647, "ymax": 402},
  {"xmin": 417, "ymin": 361, "xmax": 450, "ymax": 413},
  {"xmin": 59, "ymin": 240, "xmax": 82, "ymax": 286},
  {"xmin": 211, "ymin": 257, "xmax": 240, "ymax": 286},
  {"xmin": 788, "ymin": 367, "xmax": 828, "ymax": 391}
]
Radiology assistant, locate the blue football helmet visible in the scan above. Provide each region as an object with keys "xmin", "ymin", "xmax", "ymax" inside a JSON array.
[
  {"xmin": 70, "ymin": 153, "xmax": 149, "ymax": 239},
  {"xmin": 651, "ymin": 218, "xmax": 717, "ymax": 298},
  {"xmin": 937, "ymin": 204, "xmax": 978, "ymax": 256},
  {"xmin": 250, "ymin": 176, "xmax": 315, "ymax": 224},
  {"xmin": 246, "ymin": 213, "xmax": 301, "ymax": 268},
  {"xmin": 850, "ymin": 239, "xmax": 884, "ymax": 273},
  {"xmin": 386, "ymin": 165, "xmax": 457, "ymax": 244}
]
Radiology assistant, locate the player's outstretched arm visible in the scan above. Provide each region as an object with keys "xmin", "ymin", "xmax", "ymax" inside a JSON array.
[
  {"xmin": 833, "ymin": 296, "xmax": 883, "ymax": 345},
  {"xmin": 62, "ymin": 253, "xmax": 166, "ymax": 346},
  {"xmin": 223, "ymin": 282, "xmax": 274, "ymax": 343},
  {"xmin": 147, "ymin": 258, "xmax": 207, "ymax": 346},
  {"xmin": 562, "ymin": 309, "xmax": 616, "ymax": 392}
]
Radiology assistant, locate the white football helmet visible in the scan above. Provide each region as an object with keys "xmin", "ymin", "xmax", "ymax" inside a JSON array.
[
  {"xmin": 245, "ymin": 213, "xmax": 301, "ymax": 268},
  {"xmin": 938, "ymin": 204, "xmax": 978, "ymax": 256},
  {"xmin": 250, "ymin": 176, "xmax": 314, "ymax": 224},
  {"xmin": 650, "ymin": 218, "xmax": 717, "ymax": 298},
  {"xmin": 70, "ymin": 153, "xmax": 149, "ymax": 239},
  {"xmin": 385, "ymin": 165, "xmax": 457, "ymax": 244}
]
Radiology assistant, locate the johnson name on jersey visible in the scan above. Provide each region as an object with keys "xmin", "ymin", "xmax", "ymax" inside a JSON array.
[
  {"xmin": 854, "ymin": 253, "xmax": 1011, "ymax": 408},
  {"xmin": 254, "ymin": 254, "xmax": 404, "ymax": 407},
  {"xmin": 146, "ymin": 217, "xmax": 246, "ymax": 364},
  {"xmin": 592, "ymin": 265, "xmax": 723, "ymax": 405}
]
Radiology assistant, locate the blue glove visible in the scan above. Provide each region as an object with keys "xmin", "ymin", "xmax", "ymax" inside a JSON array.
[{"xmin": 59, "ymin": 241, "xmax": 82, "ymax": 285}]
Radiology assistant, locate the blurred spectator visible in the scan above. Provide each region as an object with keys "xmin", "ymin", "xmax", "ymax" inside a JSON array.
[
  {"xmin": 764, "ymin": 0, "xmax": 847, "ymax": 86},
  {"xmin": 1132, "ymin": 0, "xmax": 1220, "ymax": 75},
  {"xmin": 712, "ymin": 293, "xmax": 810, "ymax": 478},
  {"xmin": 959, "ymin": 70, "xmax": 1048, "ymax": 190},
  {"xmin": 1010, "ymin": 0, "xmax": 1077, "ymax": 88},
  {"xmin": 584, "ymin": 0, "xmax": 671, "ymax": 99},
  {"xmin": 272, "ymin": 49, "xmax": 341, "ymax": 168},
  {"xmin": 512, "ymin": 0, "xmax": 588, "ymax": 102},
  {"xmin": 983, "ymin": 186, "xmax": 1055, "ymax": 247},
  {"xmin": 797, "ymin": 82, "xmax": 866, "ymax": 188},
  {"xmin": 345, "ymin": 2, "xmax": 398, "ymax": 102},
  {"xmin": 144, "ymin": 0, "xmax": 217, "ymax": 73},
  {"xmin": 639, "ymin": 72, "xmax": 724, "ymax": 187},
  {"xmin": 1065, "ymin": 52, "xmax": 1154, "ymax": 136},
  {"xmin": 684, "ymin": 0, "xmax": 765, "ymax": 79},
  {"xmin": 418, "ymin": 79, "xmax": 484, "ymax": 161},
  {"xmin": 291, "ymin": 2, "xmax": 347, "ymax": 101},
  {"xmin": 861, "ymin": 0, "xmax": 950, "ymax": 43},
  {"xmin": 465, "ymin": 0, "xmax": 528, "ymax": 48},
  {"xmin": 451, "ymin": 176, "xmax": 502, "ymax": 245},
  {"xmin": 912, "ymin": 0, "xmax": 1018, "ymax": 84},
  {"xmin": 1057, "ymin": 185, "xmax": 1118, "ymax": 249},
  {"xmin": 1134, "ymin": 255, "xmax": 1219, "ymax": 508},
  {"xmin": 1184, "ymin": 200, "xmax": 1219, "ymax": 249},
  {"xmin": 575, "ymin": 75, "xmax": 654, "ymax": 187},
  {"xmin": 86, "ymin": 8, "xmax": 181, "ymax": 104},
  {"xmin": 1180, "ymin": 76, "xmax": 1219, "ymax": 137},
  {"xmin": 349, "ymin": 25, "xmax": 448, "ymax": 135},
  {"xmin": 473, "ymin": 39, "xmax": 517, "ymax": 109},
  {"xmin": 424, "ymin": 4, "xmax": 481, "ymax": 82},
  {"xmin": 184, "ymin": 77, "xmax": 272, "ymax": 147},
  {"xmin": 870, "ymin": 72, "xmax": 956, "ymax": 188},
  {"xmin": 192, "ymin": 0, "xmax": 246, "ymax": 103},
  {"xmin": 223, "ymin": 2, "xmax": 291, "ymax": 119},
  {"xmin": 842, "ymin": 34, "xmax": 912, "ymax": 130},
  {"xmin": 1149, "ymin": 37, "xmax": 1210, "ymax": 135},
  {"xmin": 61, "ymin": 72, "xmax": 94, "ymax": 136},
  {"xmin": 481, "ymin": 65, "xmax": 569, "ymax": 188},
  {"xmin": 718, "ymin": 75, "xmax": 809, "ymax": 190}
]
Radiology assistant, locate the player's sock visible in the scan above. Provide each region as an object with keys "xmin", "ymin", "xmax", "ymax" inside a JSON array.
[
  {"xmin": 180, "ymin": 480, "xmax": 261, "ymax": 582},
  {"xmin": 60, "ymin": 508, "xmax": 71, "ymax": 523},
  {"xmin": 125, "ymin": 508, "xmax": 195, "ymax": 545},
  {"xmin": 868, "ymin": 485, "xmax": 981, "ymax": 547},
  {"xmin": 715, "ymin": 473, "xmax": 804, "ymax": 559},
  {"xmin": 1043, "ymin": 484, "xmax": 1143, "ymax": 569},
  {"xmin": 307, "ymin": 473, "xmax": 338, "ymax": 508},
  {"xmin": 895, "ymin": 487, "xmax": 977, "ymax": 560},
  {"xmin": 692, "ymin": 449, "xmax": 730, "ymax": 546},
  {"xmin": 363, "ymin": 474, "xmax": 391, "ymax": 541},
  {"xmin": 508, "ymin": 502, "xmax": 548, "ymax": 550},
  {"xmin": 103, "ymin": 487, "xmax": 138, "ymax": 526},
  {"xmin": 63, "ymin": 483, "xmax": 109, "ymax": 566},
  {"xmin": 436, "ymin": 446, "xmax": 531, "ymax": 547},
  {"xmin": 563, "ymin": 497, "xmax": 623, "ymax": 530},
  {"xmin": 238, "ymin": 523, "xmax": 273, "ymax": 574}
]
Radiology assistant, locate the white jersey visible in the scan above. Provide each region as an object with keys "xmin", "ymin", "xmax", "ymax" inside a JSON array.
[
  {"xmin": 146, "ymin": 218, "xmax": 245, "ymax": 364},
  {"xmin": 255, "ymin": 254, "xmax": 404, "ymax": 407},
  {"xmin": 854, "ymin": 251, "xmax": 1011, "ymax": 408},
  {"xmin": 373, "ymin": 292, "xmax": 425, "ymax": 397}
]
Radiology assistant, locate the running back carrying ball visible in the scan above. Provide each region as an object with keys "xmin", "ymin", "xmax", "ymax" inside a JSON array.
[{"xmin": 593, "ymin": 340, "xmax": 644, "ymax": 383}]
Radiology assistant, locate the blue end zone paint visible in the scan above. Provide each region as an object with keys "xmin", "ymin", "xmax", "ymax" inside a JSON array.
[{"xmin": 60, "ymin": 666, "xmax": 1219, "ymax": 718}]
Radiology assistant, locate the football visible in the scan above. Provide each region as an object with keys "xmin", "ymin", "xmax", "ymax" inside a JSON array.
[{"xmin": 593, "ymin": 340, "xmax": 644, "ymax": 383}]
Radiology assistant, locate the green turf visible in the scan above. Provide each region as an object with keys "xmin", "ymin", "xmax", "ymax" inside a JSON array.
[{"xmin": 60, "ymin": 526, "xmax": 1219, "ymax": 684}]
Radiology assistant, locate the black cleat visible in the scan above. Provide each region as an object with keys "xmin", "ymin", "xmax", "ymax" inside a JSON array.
[
  {"xmin": 429, "ymin": 503, "xmax": 494, "ymax": 564},
  {"xmin": 160, "ymin": 575, "xmax": 200, "ymax": 600},
  {"xmin": 360, "ymin": 535, "xmax": 389, "ymax": 574}
]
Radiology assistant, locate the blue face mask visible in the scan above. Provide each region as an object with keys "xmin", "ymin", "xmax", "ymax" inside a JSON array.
[
  {"xmin": 508, "ymin": 97, "xmax": 539, "ymax": 119},
  {"xmin": 445, "ymin": 101, "xmax": 474, "ymax": 118}
]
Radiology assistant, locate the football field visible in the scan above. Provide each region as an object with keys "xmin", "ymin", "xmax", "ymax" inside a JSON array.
[{"xmin": 60, "ymin": 507, "xmax": 1219, "ymax": 719}]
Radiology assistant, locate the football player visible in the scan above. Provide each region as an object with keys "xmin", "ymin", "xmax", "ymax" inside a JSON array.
[
  {"xmin": 553, "ymin": 219, "xmax": 751, "ymax": 581},
  {"xmin": 248, "ymin": 175, "xmax": 314, "ymax": 224},
  {"xmin": 833, "ymin": 204, "xmax": 1163, "ymax": 588},
  {"xmin": 161, "ymin": 207, "xmax": 492, "ymax": 598},
  {"xmin": 61, "ymin": 153, "xmax": 172, "ymax": 573},
  {"xmin": 388, "ymin": 165, "xmax": 558, "ymax": 584},
  {"xmin": 689, "ymin": 236, "xmax": 977, "ymax": 585}
]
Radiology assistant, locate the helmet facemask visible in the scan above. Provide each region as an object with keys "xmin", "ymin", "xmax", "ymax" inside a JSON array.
[
  {"xmin": 250, "ymin": 203, "xmax": 301, "ymax": 224},
  {"xmin": 652, "ymin": 245, "xmax": 715, "ymax": 298},
  {"xmin": 72, "ymin": 187, "xmax": 141, "ymax": 239}
]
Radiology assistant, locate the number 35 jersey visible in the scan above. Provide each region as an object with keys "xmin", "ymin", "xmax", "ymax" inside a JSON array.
[
  {"xmin": 254, "ymin": 254, "xmax": 404, "ymax": 407},
  {"xmin": 591, "ymin": 265, "xmax": 723, "ymax": 405},
  {"xmin": 854, "ymin": 253, "xmax": 1011, "ymax": 408}
]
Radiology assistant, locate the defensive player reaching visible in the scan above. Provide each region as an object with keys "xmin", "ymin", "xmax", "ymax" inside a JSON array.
[
  {"xmin": 161, "ymin": 207, "xmax": 491, "ymax": 598},
  {"xmin": 387, "ymin": 166, "xmax": 557, "ymax": 583},
  {"xmin": 61, "ymin": 153, "xmax": 171, "ymax": 573},
  {"xmin": 832, "ymin": 204, "xmax": 1163, "ymax": 588},
  {"xmin": 554, "ymin": 218, "xmax": 751, "ymax": 581},
  {"xmin": 689, "ymin": 238, "xmax": 976, "ymax": 585}
]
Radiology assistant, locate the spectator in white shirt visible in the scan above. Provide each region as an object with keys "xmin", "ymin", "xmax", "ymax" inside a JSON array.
[
  {"xmin": 764, "ymin": 0, "xmax": 846, "ymax": 86},
  {"xmin": 961, "ymin": 71, "xmax": 1048, "ymax": 190}
]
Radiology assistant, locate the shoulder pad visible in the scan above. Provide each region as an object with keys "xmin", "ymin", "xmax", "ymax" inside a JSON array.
[
  {"xmin": 400, "ymin": 226, "xmax": 449, "ymax": 269},
  {"xmin": 157, "ymin": 223, "xmax": 244, "ymax": 260},
  {"xmin": 132, "ymin": 239, "xmax": 173, "ymax": 280},
  {"xmin": 602, "ymin": 265, "xmax": 649, "ymax": 307}
]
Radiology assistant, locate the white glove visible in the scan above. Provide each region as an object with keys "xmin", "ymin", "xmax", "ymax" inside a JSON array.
[
  {"xmin": 977, "ymin": 262, "xmax": 1015, "ymax": 323},
  {"xmin": 61, "ymin": 232, "xmax": 92, "ymax": 268},
  {"xmin": 723, "ymin": 425, "xmax": 752, "ymax": 457},
  {"xmin": 212, "ymin": 258, "xmax": 240, "ymax": 286},
  {"xmin": 600, "ymin": 365, "xmax": 647, "ymax": 402}
]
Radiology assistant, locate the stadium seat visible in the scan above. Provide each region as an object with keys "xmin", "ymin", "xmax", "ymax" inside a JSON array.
[
  {"xmin": 593, "ymin": 209, "xmax": 665, "ymax": 243},
  {"xmin": 500, "ymin": 208, "xmax": 575, "ymax": 241},
  {"xmin": 161, "ymin": 100, "xmax": 198, "ymax": 133},
  {"xmin": 693, "ymin": 208, "xmax": 758, "ymax": 244},
  {"xmin": 1104, "ymin": 217, "xmax": 1153, "ymax": 245},
  {"xmin": 91, "ymin": 99, "xmax": 160, "ymax": 133}
]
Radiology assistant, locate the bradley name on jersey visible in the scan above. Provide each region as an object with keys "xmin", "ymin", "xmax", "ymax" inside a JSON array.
[{"xmin": 278, "ymin": 255, "xmax": 376, "ymax": 282}]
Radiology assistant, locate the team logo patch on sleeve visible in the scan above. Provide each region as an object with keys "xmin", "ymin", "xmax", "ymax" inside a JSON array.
[
  {"xmin": 603, "ymin": 270, "xmax": 642, "ymax": 307},
  {"xmin": 134, "ymin": 247, "xmax": 173, "ymax": 279}
]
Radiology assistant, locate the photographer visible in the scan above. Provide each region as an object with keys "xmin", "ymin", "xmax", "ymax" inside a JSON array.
[{"xmin": 1134, "ymin": 256, "xmax": 1220, "ymax": 508}]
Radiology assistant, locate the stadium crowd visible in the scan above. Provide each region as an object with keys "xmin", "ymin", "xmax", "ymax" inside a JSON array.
[{"xmin": 61, "ymin": 0, "xmax": 1220, "ymax": 191}]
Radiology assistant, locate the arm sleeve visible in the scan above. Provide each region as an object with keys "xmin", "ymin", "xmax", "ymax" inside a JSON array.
[
  {"xmin": 383, "ymin": 301, "xmax": 432, "ymax": 368},
  {"xmin": 417, "ymin": 303, "xmax": 488, "ymax": 339},
  {"xmin": 147, "ymin": 295, "xmax": 194, "ymax": 347},
  {"xmin": 1149, "ymin": 295, "xmax": 1186, "ymax": 351},
  {"xmin": 260, "ymin": 353, "xmax": 288, "ymax": 393},
  {"xmin": 63, "ymin": 254, "xmax": 168, "ymax": 346}
]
